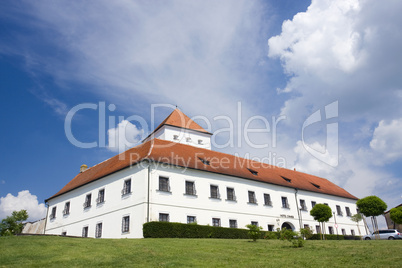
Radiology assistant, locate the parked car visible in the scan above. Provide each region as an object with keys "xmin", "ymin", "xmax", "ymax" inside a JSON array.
[{"xmin": 363, "ymin": 229, "xmax": 402, "ymax": 240}]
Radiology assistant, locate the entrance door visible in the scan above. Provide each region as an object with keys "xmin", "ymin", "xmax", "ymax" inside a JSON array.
[{"xmin": 281, "ymin": 222, "xmax": 293, "ymax": 230}]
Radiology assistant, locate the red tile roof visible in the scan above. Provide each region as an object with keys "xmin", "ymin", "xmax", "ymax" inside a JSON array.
[{"xmin": 46, "ymin": 139, "xmax": 357, "ymax": 202}]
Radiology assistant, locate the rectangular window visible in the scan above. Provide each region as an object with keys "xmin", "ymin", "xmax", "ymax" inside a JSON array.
[
  {"xmin": 264, "ymin": 193, "xmax": 272, "ymax": 206},
  {"xmin": 210, "ymin": 185, "xmax": 220, "ymax": 199},
  {"xmin": 122, "ymin": 216, "xmax": 130, "ymax": 233},
  {"xmin": 63, "ymin": 202, "xmax": 70, "ymax": 215},
  {"xmin": 159, "ymin": 213, "xmax": 169, "ymax": 222},
  {"xmin": 185, "ymin": 181, "xmax": 196, "ymax": 195},
  {"xmin": 159, "ymin": 177, "xmax": 170, "ymax": 192},
  {"xmin": 328, "ymin": 226, "xmax": 334, "ymax": 235},
  {"xmin": 226, "ymin": 187, "xmax": 236, "ymax": 201},
  {"xmin": 311, "ymin": 201, "xmax": 316, "ymax": 208},
  {"xmin": 50, "ymin": 206, "xmax": 56, "ymax": 219},
  {"xmin": 336, "ymin": 205, "xmax": 343, "ymax": 216},
  {"xmin": 316, "ymin": 225, "xmax": 321, "ymax": 234},
  {"xmin": 122, "ymin": 179, "xmax": 131, "ymax": 195},
  {"xmin": 268, "ymin": 224, "xmax": 275, "ymax": 232},
  {"xmin": 342, "ymin": 229, "xmax": 346, "ymax": 236},
  {"xmin": 345, "ymin": 207, "xmax": 351, "ymax": 216},
  {"xmin": 248, "ymin": 191, "xmax": 257, "ymax": 204},
  {"xmin": 83, "ymin": 194, "xmax": 92, "ymax": 208},
  {"xmin": 229, "ymin": 220, "xmax": 237, "ymax": 228},
  {"xmin": 95, "ymin": 223, "xmax": 102, "ymax": 238},
  {"xmin": 97, "ymin": 189, "xmax": 105, "ymax": 204},
  {"xmin": 82, "ymin": 226, "xmax": 88, "ymax": 238},
  {"xmin": 212, "ymin": 218, "xmax": 221, "ymax": 227},
  {"xmin": 300, "ymin": 199, "xmax": 307, "ymax": 211},
  {"xmin": 251, "ymin": 221, "xmax": 258, "ymax": 226},
  {"xmin": 324, "ymin": 203, "xmax": 328, "ymax": 206},
  {"xmin": 187, "ymin": 216, "xmax": 196, "ymax": 224},
  {"xmin": 281, "ymin": 197, "xmax": 289, "ymax": 208},
  {"xmin": 61, "ymin": 231, "xmax": 67, "ymax": 236},
  {"xmin": 351, "ymin": 229, "xmax": 355, "ymax": 236}
]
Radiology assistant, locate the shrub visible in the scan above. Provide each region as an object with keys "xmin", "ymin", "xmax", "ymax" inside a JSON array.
[
  {"xmin": 246, "ymin": 224, "xmax": 263, "ymax": 242},
  {"xmin": 264, "ymin": 231, "xmax": 280, "ymax": 240},
  {"xmin": 299, "ymin": 227, "xmax": 313, "ymax": 239}
]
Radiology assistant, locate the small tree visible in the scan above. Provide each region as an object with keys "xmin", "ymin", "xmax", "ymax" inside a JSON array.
[
  {"xmin": 356, "ymin": 196, "xmax": 387, "ymax": 239},
  {"xmin": 0, "ymin": 210, "xmax": 28, "ymax": 236},
  {"xmin": 390, "ymin": 206, "xmax": 402, "ymax": 225},
  {"xmin": 310, "ymin": 204, "xmax": 332, "ymax": 240},
  {"xmin": 279, "ymin": 228, "xmax": 304, "ymax": 247},
  {"xmin": 350, "ymin": 213, "xmax": 363, "ymax": 239},
  {"xmin": 300, "ymin": 226, "xmax": 314, "ymax": 240},
  {"xmin": 246, "ymin": 224, "xmax": 263, "ymax": 242}
]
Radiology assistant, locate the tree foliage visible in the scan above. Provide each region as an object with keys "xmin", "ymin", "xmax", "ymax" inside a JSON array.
[
  {"xmin": 310, "ymin": 204, "xmax": 332, "ymax": 222},
  {"xmin": 350, "ymin": 213, "xmax": 363, "ymax": 223},
  {"xmin": 0, "ymin": 210, "xmax": 28, "ymax": 236},
  {"xmin": 356, "ymin": 196, "xmax": 387, "ymax": 217},
  {"xmin": 246, "ymin": 224, "xmax": 263, "ymax": 242},
  {"xmin": 390, "ymin": 206, "xmax": 402, "ymax": 224}
]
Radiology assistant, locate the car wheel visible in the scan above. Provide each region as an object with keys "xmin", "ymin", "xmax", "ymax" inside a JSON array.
[
  {"xmin": 388, "ymin": 237, "xmax": 394, "ymax": 240},
  {"xmin": 365, "ymin": 237, "xmax": 371, "ymax": 240}
]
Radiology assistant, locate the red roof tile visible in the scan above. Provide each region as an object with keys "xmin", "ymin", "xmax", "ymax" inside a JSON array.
[{"xmin": 46, "ymin": 139, "xmax": 357, "ymax": 202}]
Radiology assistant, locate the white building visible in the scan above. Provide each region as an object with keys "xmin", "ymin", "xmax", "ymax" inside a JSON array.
[{"xmin": 45, "ymin": 109, "xmax": 367, "ymax": 238}]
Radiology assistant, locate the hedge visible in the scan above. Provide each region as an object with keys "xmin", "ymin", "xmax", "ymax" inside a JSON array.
[
  {"xmin": 143, "ymin": 222, "xmax": 265, "ymax": 239},
  {"xmin": 308, "ymin": 234, "xmax": 361, "ymax": 240}
]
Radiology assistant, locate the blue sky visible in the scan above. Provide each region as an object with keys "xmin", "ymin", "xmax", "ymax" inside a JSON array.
[{"xmin": 1, "ymin": 0, "xmax": 401, "ymax": 224}]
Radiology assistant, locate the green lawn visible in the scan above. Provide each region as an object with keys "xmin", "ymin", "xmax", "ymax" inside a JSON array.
[{"xmin": 1, "ymin": 236, "xmax": 401, "ymax": 267}]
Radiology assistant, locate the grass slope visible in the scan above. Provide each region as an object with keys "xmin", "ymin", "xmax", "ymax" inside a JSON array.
[{"xmin": 1, "ymin": 236, "xmax": 401, "ymax": 267}]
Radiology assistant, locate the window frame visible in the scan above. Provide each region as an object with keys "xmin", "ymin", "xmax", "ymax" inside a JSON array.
[
  {"xmin": 210, "ymin": 185, "xmax": 220, "ymax": 199},
  {"xmin": 63, "ymin": 202, "xmax": 70, "ymax": 216},
  {"xmin": 185, "ymin": 181, "xmax": 196, "ymax": 196},
  {"xmin": 82, "ymin": 226, "xmax": 89, "ymax": 238},
  {"xmin": 281, "ymin": 196, "xmax": 290, "ymax": 209},
  {"xmin": 97, "ymin": 188, "xmax": 105, "ymax": 204},
  {"xmin": 212, "ymin": 218, "xmax": 221, "ymax": 227},
  {"xmin": 229, "ymin": 219, "xmax": 238, "ymax": 228},
  {"xmin": 159, "ymin": 176, "xmax": 170, "ymax": 192},
  {"xmin": 122, "ymin": 179, "xmax": 132, "ymax": 196},
  {"xmin": 159, "ymin": 213, "xmax": 169, "ymax": 222},
  {"xmin": 50, "ymin": 206, "xmax": 56, "ymax": 219},
  {"xmin": 95, "ymin": 222, "xmax": 102, "ymax": 238},
  {"xmin": 226, "ymin": 187, "xmax": 236, "ymax": 201},
  {"xmin": 336, "ymin": 205, "xmax": 343, "ymax": 216},
  {"xmin": 83, "ymin": 193, "xmax": 92, "ymax": 208},
  {"xmin": 187, "ymin": 216, "xmax": 196, "ymax": 224},
  {"xmin": 248, "ymin": 191, "xmax": 257, "ymax": 204},
  {"xmin": 264, "ymin": 193, "xmax": 272, "ymax": 206},
  {"xmin": 345, "ymin": 206, "xmax": 351, "ymax": 217},
  {"xmin": 300, "ymin": 199, "xmax": 307, "ymax": 211},
  {"xmin": 122, "ymin": 216, "xmax": 130, "ymax": 233}
]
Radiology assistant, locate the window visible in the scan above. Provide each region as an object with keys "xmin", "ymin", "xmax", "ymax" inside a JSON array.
[
  {"xmin": 311, "ymin": 182, "xmax": 320, "ymax": 189},
  {"xmin": 324, "ymin": 203, "xmax": 328, "ymax": 206},
  {"xmin": 342, "ymin": 229, "xmax": 346, "ymax": 236},
  {"xmin": 63, "ymin": 202, "xmax": 70, "ymax": 216},
  {"xmin": 187, "ymin": 216, "xmax": 196, "ymax": 224},
  {"xmin": 61, "ymin": 232, "xmax": 67, "ymax": 236},
  {"xmin": 251, "ymin": 221, "xmax": 258, "ymax": 226},
  {"xmin": 198, "ymin": 139, "xmax": 203, "ymax": 145},
  {"xmin": 185, "ymin": 181, "xmax": 196, "ymax": 195},
  {"xmin": 95, "ymin": 223, "xmax": 102, "ymax": 238},
  {"xmin": 97, "ymin": 189, "xmax": 105, "ymax": 204},
  {"xmin": 351, "ymin": 229, "xmax": 355, "ymax": 236},
  {"xmin": 212, "ymin": 218, "xmax": 221, "ymax": 227},
  {"xmin": 226, "ymin": 187, "xmax": 236, "ymax": 201},
  {"xmin": 328, "ymin": 226, "xmax": 334, "ymax": 235},
  {"xmin": 336, "ymin": 205, "xmax": 343, "ymax": 216},
  {"xmin": 345, "ymin": 207, "xmax": 351, "ymax": 216},
  {"xmin": 122, "ymin": 179, "xmax": 131, "ymax": 195},
  {"xmin": 281, "ymin": 176, "xmax": 291, "ymax": 183},
  {"xmin": 82, "ymin": 226, "xmax": 88, "ymax": 238},
  {"xmin": 50, "ymin": 206, "xmax": 56, "ymax": 219},
  {"xmin": 300, "ymin": 199, "xmax": 307, "ymax": 211},
  {"xmin": 198, "ymin": 157, "xmax": 210, "ymax": 165},
  {"xmin": 122, "ymin": 216, "xmax": 130, "ymax": 233},
  {"xmin": 186, "ymin": 137, "xmax": 191, "ymax": 142},
  {"xmin": 316, "ymin": 225, "xmax": 321, "ymax": 234},
  {"xmin": 311, "ymin": 201, "xmax": 316, "ymax": 208},
  {"xmin": 304, "ymin": 224, "xmax": 309, "ymax": 229},
  {"xmin": 159, "ymin": 177, "xmax": 170, "ymax": 192},
  {"xmin": 159, "ymin": 213, "xmax": 169, "ymax": 222},
  {"xmin": 210, "ymin": 185, "xmax": 220, "ymax": 199},
  {"xmin": 264, "ymin": 194, "xmax": 272, "ymax": 206},
  {"xmin": 268, "ymin": 225, "xmax": 275, "ymax": 232},
  {"xmin": 83, "ymin": 194, "xmax": 92, "ymax": 208},
  {"xmin": 281, "ymin": 197, "xmax": 289, "ymax": 208},
  {"xmin": 247, "ymin": 168, "xmax": 258, "ymax": 176},
  {"xmin": 173, "ymin": 135, "xmax": 179, "ymax": 140},
  {"xmin": 248, "ymin": 191, "xmax": 257, "ymax": 204},
  {"xmin": 229, "ymin": 220, "xmax": 237, "ymax": 228}
]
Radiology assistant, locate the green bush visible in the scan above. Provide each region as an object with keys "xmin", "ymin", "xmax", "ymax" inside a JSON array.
[
  {"xmin": 246, "ymin": 224, "xmax": 263, "ymax": 241},
  {"xmin": 264, "ymin": 231, "xmax": 280, "ymax": 240},
  {"xmin": 143, "ymin": 222, "xmax": 260, "ymax": 239},
  {"xmin": 308, "ymin": 234, "xmax": 345, "ymax": 240}
]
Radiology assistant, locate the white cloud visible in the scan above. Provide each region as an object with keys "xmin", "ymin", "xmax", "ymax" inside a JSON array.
[
  {"xmin": 0, "ymin": 191, "xmax": 46, "ymax": 221},
  {"xmin": 370, "ymin": 118, "xmax": 402, "ymax": 162},
  {"xmin": 107, "ymin": 120, "xmax": 144, "ymax": 153}
]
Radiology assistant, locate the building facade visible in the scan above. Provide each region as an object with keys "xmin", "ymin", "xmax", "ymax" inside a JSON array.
[{"xmin": 45, "ymin": 109, "xmax": 367, "ymax": 238}]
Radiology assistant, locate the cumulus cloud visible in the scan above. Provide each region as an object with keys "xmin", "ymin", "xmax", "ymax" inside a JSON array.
[
  {"xmin": 370, "ymin": 118, "xmax": 402, "ymax": 162},
  {"xmin": 107, "ymin": 120, "xmax": 144, "ymax": 153},
  {"xmin": 0, "ymin": 191, "xmax": 46, "ymax": 221}
]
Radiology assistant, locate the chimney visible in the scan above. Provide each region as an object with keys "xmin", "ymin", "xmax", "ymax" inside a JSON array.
[
  {"xmin": 80, "ymin": 164, "xmax": 88, "ymax": 173},
  {"xmin": 294, "ymin": 168, "xmax": 296, "ymax": 171}
]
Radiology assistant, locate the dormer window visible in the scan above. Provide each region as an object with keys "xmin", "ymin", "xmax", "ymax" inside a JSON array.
[
  {"xmin": 198, "ymin": 139, "xmax": 203, "ymax": 145},
  {"xmin": 173, "ymin": 135, "xmax": 179, "ymax": 140},
  {"xmin": 247, "ymin": 168, "xmax": 258, "ymax": 176},
  {"xmin": 186, "ymin": 137, "xmax": 191, "ymax": 142},
  {"xmin": 311, "ymin": 182, "xmax": 320, "ymax": 189},
  {"xmin": 198, "ymin": 157, "xmax": 210, "ymax": 165},
  {"xmin": 281, "ymin": 176, "xmax": 291, "ymax": 183}
]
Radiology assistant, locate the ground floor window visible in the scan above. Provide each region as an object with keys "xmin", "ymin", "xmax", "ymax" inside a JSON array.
[
  {"xmin": 159, "ymin": 213, "xmax": 169, "ymax": 222},
  {"xmin": 212, "ymin": 218, "xmax": 220, "ymax": 227},
  {"xmin": 328, "ymin": 226, "xmax": 334, "ymax": 235},
  {"xmin": 251, "ymin": 221, "xmax": 258, "ymax": 226},
  {"xmin": 303, "ymin": 224, "xmax": 309, "ymax": 229},
  {"xmin": 187, "ymin": 216, "xmax": 196, "ymax": 224},
  {"xmin": 268, "ymin": 224, "xmax": 274, "ymax": 231},
  {"xmin": 95, "ymin": 223, "xmax": 102, "ymax": 238},
  {"xmin": 229, "ymin": 220, "xmax": 237, "ymax": 228},
  {"xmin": 342, "ymin": 229, "xmax": 346, "ymax": 236},
  {"xmin": 122, "ymin": 216, "xmax": 130, "ymax": 233},
  {"xmin": 316, "ymin": 225, "xmax": 321, "ymax": 234},
  {"xmin": 351, "ymin": 229, "xmax": 355, "ymax": 236},
  {"xmin": 82, "ymin": 226, "xmax": 88, "ymax": 237}
]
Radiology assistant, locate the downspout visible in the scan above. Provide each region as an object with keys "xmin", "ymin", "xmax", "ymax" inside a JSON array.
[
  {"xmin": 43, "ymin": 201, "xmax": 49, "ymax": 234},
  {"xmin": 294, "ymin": 188, "xmax": 302, "ymax": 231},
  {"xmin": 147, "ymin": 160, "xmax": 151, "ymax": 223}
]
